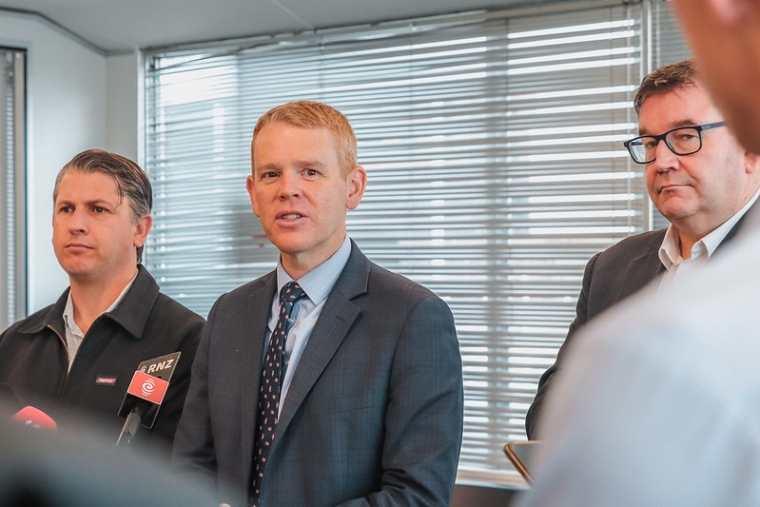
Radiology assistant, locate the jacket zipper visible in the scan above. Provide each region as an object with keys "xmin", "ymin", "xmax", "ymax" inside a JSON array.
[{"xmin": 47, "ymin": 323, "xmax": 70, "ymax": 417}]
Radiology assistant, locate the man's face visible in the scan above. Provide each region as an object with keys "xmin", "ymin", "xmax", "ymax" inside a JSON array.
[
  {"xmin": 640, "ymin": 83, "xmax": 753, "ymax": 241},
  {"xmin": 52, "ymin": 171, "xmax": 150, "ymax": 283},
  {"xmin": 247, "ymin": 122, "xmax": 366, "ymax": 277}
]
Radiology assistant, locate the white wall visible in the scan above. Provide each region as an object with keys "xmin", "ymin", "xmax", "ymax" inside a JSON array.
[
  {"xmin": 0, "ymin": 11, "xmax": 108, "ymax": 312},
  {"xmin": 106, "ymin": 52, "xmax": 141, "ymax": 163}
]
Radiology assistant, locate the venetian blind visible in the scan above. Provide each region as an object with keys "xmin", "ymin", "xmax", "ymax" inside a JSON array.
[
  {"xmin": 144, "ymin": 1, "xmax": 650, "ymax": 485},
  {"xmin": 0, "ymin": 47, "xmax": 25, "ymax": 331}
]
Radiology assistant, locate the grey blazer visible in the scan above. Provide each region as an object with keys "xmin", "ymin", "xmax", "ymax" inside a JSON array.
[
  {"xmin": 526, "ymin": 211, "xmax": 749, "ymax": 439},
  {"xmin": 172, "ymin": 242, "xmax": 464, "ymax": 507}
]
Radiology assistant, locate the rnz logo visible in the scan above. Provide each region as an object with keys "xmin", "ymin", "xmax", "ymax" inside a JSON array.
[{"xmin": 141, "ymin": 378, "xmax": 156, "ymax": 398}]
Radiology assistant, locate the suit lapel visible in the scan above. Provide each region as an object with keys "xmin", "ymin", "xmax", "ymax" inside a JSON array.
[
  {"xmin": 617, "ymin": 249, "xmax": 665, "ymax": 301},
  {"xmin": 272, "ymin": 243, "xmax": 370, "ymax": 448},
  {"xmin": 616, "ymin": 231, "xmax": 667, "ymax": 302},
  {"xmin": 240, "ymin": 272, "xmax": 278, "ymax": 472},
  {"xmin": 715, "ymin": 200, "xmax": 755, "ymax": 255}
]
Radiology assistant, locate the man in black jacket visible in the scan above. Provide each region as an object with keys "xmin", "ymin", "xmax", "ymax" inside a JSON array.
[{"xmin": 0, "ymin": 149, "xmax": 204, "ymax": 456}]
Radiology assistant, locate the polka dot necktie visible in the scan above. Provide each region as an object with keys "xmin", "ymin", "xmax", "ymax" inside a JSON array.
[{"xmin": 251, "ymin": 281, "xmax": 306, "ymax": 506}]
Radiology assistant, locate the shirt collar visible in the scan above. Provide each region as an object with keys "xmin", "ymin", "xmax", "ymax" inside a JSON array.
[
  {"xmin": 276, "ymin": 235, "xmax": 352, "ymax": 305},
  {"xmin": 62, "ymin": 294, "xmax": 84, "ymax": 338},
  {"xmin": 659, "ymin": 186, "xmax": 760, "ymax": 270},
  {"xmin": 62, "ymin": 270, "xmax": 138, "ymax": 335},
  {"xmin": 657, "ymin": 226, "xmax": 681, "ymax": 271}
]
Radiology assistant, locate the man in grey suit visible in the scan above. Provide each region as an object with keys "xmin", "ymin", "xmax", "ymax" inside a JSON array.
[
  {"xmin": 525, "ymin": 59, "xmax": 760, "ymax": 438},
  {"xmin": 172, "ymin": 101, "xmax": 464, "ymax": 507}
]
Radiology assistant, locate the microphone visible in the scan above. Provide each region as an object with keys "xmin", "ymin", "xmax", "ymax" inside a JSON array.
[
  {"xmin": 116, "ymin": 351, "xmax": 181, "ymax": 447},
  {"xmin": 13, "ymin": 406, "xmax": 58, "ymax": 430},
  {"xmin": 1, "ymin": 383, "xmax": 56, "ymax": 430}
]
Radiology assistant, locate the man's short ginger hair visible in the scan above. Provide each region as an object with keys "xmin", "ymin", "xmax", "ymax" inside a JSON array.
[{"xmin": 252, "ymin": 101, "xmax": 357, "ymax": 175}]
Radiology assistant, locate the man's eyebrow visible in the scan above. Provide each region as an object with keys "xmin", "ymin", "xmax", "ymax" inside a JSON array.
[
  {"xmin": 295, "ymin": 159, "xmax": 326, "ymax": 169},
  {"xmin": 89, "ymin": 198, "xmax": 118, "ymax": 208},
  {"xmin": 254, "ymin": 162, "xmax": 279, "ymax": 173},
  {"xmin": 639, "ymin": 119, "xmax": 700, "ymax": 136},
  {"xmin": 55, "ymin": 197, "xmax": 117, "ymax": 208},
  {"xmin": 255, "ymin": 160, "xmax": 327, "ymax": 172}
]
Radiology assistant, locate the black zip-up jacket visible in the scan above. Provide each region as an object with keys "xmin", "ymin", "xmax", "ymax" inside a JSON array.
[{"xmin": 0, "ymin": 265, "xmax": 204, "ymax": 457}]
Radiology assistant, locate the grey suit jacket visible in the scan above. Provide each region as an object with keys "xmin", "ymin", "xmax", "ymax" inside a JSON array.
[
  {"xmin": 172, "ymin": 242, "xmax": 464, "ymax": 507},
  {"xmin": 525, "ymin": 213, "xmax": 749, "ymax": 439}
]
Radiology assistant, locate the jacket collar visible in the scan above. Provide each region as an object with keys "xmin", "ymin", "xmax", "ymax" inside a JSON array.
[{"xmin": 16, "ymin": 265, "xmax": 160, "ymax": 340}]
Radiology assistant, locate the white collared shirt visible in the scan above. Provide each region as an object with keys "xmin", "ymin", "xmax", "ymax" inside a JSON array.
[
  {"xmin": 62, "ymin": 272, "xmax": 138, "ymax": 370},
  {"xmin": 658, "ymin": 186, "xmax": 760, "ymax": 285}
]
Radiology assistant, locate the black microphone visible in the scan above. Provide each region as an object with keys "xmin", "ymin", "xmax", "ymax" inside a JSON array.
[{"xmin": 116, "ymin": 352, "xmax": 181, "ymax": 447}]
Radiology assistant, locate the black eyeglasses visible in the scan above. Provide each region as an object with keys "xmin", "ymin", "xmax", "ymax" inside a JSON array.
[{"xmin": 623, "ymin": 121, "xmax": 727, "ymax": 164}]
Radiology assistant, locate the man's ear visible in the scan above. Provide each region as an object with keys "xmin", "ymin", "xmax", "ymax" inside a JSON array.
[
  {"xmin": 744, "ymin": 150, "xmax": 760, "ymax": 174},
  {"xmin": 133, "ymin": 214, "xmax": 153, "ymax": 248},
  {"xmin": 246, "ymin": 174, "xmax": 261, "ymax": 217},
  {"xmin": 346, "ymin": 165, "xmax": 367, "ymax": 210}
]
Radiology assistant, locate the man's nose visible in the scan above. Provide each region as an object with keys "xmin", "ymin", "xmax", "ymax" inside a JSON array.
[
  {"xmin": 68, "ymin": 209, "xmax": 88, "ymax": 233},
  {"xmin": 278, "ymin": 172, "xmax": 300, "ymax": 199},
  {"xmin": 651, "ymin": 139, "xmax": 679, "ymax": 172}
]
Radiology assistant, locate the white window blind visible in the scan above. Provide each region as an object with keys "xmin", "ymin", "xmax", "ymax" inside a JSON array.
[
  {"xmin": 650, "ymin": 0, "xmax": 690, "ymax": 66},
  {"xmin": 144, "ymin": 0, "xmax": 682, "ymax": 485},
  {"xmin": 0, "ymin": 47, "xmax": 25, "ymax": 331}
]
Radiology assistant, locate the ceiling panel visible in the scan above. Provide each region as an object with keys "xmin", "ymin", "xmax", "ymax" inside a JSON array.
[{"xmin": 0, "ymin": 0, "xmax": 572, "ymax": 54}]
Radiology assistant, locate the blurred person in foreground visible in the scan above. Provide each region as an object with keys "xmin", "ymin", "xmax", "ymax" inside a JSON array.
[
  {"xmin": 0, "ymin": 149, "xmax": 203, "ymax": 457},
  {"xmin": 0, "ymin": 403, "xmax": 217, "ymax": 507},
  {"xmin": 525, "ymin": 58, "xmax": 760, "ymax": 438},
  {"xmin": 172, "ymin": 101, "xmax": 463, "ymax": 507},
  {"xmin": 516, "ymin": 2, "xmax": 760, "ymax": 506}
]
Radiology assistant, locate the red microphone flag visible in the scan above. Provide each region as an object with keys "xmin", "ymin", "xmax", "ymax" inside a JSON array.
[{"xmin": 126, "ymin": 370, "xmax": 169, "ymax": 406}]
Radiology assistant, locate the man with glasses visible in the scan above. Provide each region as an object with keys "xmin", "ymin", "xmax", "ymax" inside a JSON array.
[
  {"xmin": 525, "ymin": 58, "xmax": 760, "ymax": 438},
  {"xmin": 513, "ymin": 5, "xmax": 760, "ymax": 504}
]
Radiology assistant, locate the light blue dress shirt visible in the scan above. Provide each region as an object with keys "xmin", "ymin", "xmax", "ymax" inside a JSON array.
[{"xmin": 265, "ymin": 235, "xmax": 351, "ymax": 414}]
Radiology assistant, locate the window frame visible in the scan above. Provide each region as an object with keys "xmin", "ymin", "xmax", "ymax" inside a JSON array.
[{"xmin": 0, "ymin": 47, "xmax": 26, "ymax": 331}]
